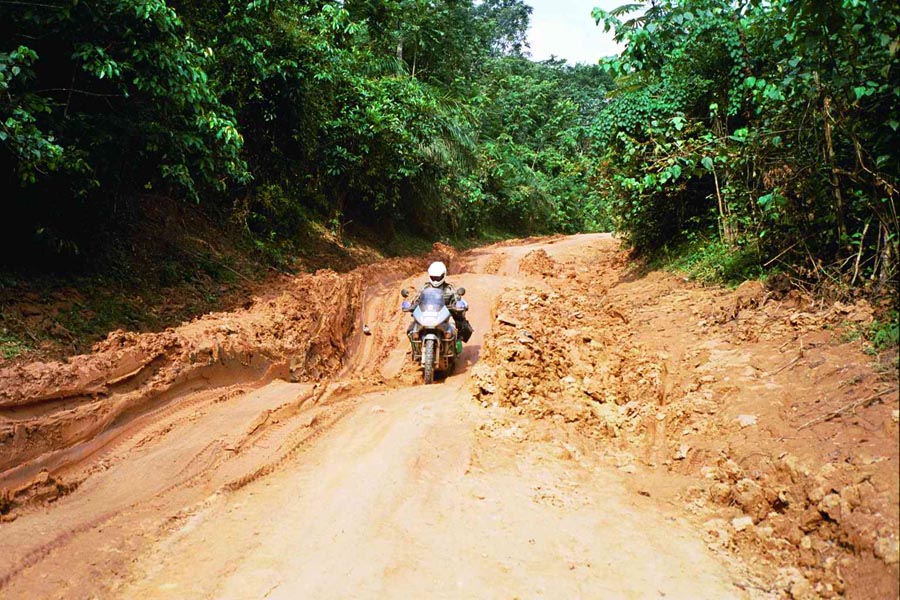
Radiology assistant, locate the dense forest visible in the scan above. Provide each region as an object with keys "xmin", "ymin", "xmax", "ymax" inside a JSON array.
[
  {"xmin": 1, "ymin": 0, "xmax": 611, "ymax": 265},
  {"xmin": 1, "ymin": 0, "xmax": 897, "ymax": 300}
]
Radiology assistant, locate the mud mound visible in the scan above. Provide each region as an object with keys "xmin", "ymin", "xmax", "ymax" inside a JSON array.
[
  {"xmin": 473, "ymin": 289, "xmax": 661, "ymax": 444},
  {"xmin": 493, "ymin": 234, "xmax": 566, "ymax": 248},
  {"xmin": 433, "ymin": 242, "xmax": 460, "ymax": 273},
  {"xmin": 474, "ymin": 243, "xmax": 899, "ymax": 598},
  {"xmin": 0, "ymin": 243, "xmax": 455, "ymax": 513},
  {"xmin": 517, "ymin": 249, "xmax": 558, "ymax": 278},
  {"xmin": 481, "ymin": 252, "xmax": 506, "ymax": 275}
]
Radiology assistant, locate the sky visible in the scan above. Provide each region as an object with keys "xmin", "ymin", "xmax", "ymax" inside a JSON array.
[{"xmin": 525, "ymin": 0, "xmax": 629, "ymax": 65}]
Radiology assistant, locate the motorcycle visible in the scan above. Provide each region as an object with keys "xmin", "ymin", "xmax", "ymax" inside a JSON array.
[{"xmin": 401, "ymin": 286, "xmax": 468, "ymax": 384}]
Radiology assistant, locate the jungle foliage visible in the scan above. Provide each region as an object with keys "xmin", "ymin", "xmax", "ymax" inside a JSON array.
[
  {"xmin": 0, "ymin": 0, "xmax": 608, "ymax": 267},
  {"xmin": 2, "ymin": 0, "xmax": 897, "ymax": 298},
  {"xmin": 592, "ymin": 0, "xmax": 899, "ymax": 293}
]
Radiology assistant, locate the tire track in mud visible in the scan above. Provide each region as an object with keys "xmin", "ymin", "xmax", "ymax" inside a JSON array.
[
  {"xmin": 0, "ymin": 383, "xmax": 254, "ymax": 512},
  {"xmin": 1, "ymin": 442, "xmax": 225, "ymax": 589},
  {"xmin": 0, "ymin": 244, "xmax": 458, "ymax": 502},
  {"xmin": 0, "ymin": 277, "xmax": 417, "ymax": 595},
  {"xmin": 0, "ymin": 356, "xmax": 279, "ymax": 491},
  {"xmin": 223, "ymin": 397, "xmax": 359, "ymax": 493},
  {"xmin": 0, "ymin": 237, "xmax": 577, "ymax": 597},
  {"xmin": 0, "ymin": 382, "xmax": 367, "ymax": 593}
]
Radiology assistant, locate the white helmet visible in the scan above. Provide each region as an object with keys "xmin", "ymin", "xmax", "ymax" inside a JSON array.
[{"xmin": 428, "ymin": 261, "xmax": 447, "ymax": 287}]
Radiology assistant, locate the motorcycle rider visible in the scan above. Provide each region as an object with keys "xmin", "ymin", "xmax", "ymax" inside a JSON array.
[{"xmin": 409, "ymin": 261, "xmax": 473, "ymax": 342}]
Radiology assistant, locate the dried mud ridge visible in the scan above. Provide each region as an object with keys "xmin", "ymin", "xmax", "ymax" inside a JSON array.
[
  {"xmin": 0, "ymin": 243, "xmax": 456, "ymax": 515},
  {"xmin": 0, "ymin": 236, "xmax": 897, "ymax": 600},
  {"xmin": 473, "ymin": 247, "xmax": 898, "ymax": 599}
]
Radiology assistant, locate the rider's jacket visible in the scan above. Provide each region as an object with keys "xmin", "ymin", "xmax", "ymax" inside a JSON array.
[
  {"xmin": 411, "ymin": 280, "xmax": 473, "ymax": 342},
  {"xmin": 414, "ymin": 281, "xmax": 459, "ymax": 309}
]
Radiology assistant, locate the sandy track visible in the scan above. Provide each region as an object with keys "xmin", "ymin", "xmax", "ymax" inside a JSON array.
[
  {"xmin": 115, "ymin": 238, "xmax": 740, "ymax": 599},
  {"xmin": 121, "ymin": 384, "xmax": 738, "ymax": 599},
  {"xmin": 7, "ymin": 232, "xmax": 891, "ymax": 598}
]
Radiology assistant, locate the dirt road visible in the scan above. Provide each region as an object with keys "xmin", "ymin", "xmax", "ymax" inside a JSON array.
[{"xmin": 1, "ymin": 234, "xmax": 897, "ymax": 598}]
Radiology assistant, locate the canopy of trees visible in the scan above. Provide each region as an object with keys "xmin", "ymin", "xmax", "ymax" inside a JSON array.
[
  {"xmin": 0, "ymin": 0, "xmax": 609, "ymax": 265},
  {"xmin": 2, "ymin": 0, "xmax": 897, "ymax": 295},
  {"xmin": 592, "ymin": 0, "xmax": 898, "ymax": 290}
]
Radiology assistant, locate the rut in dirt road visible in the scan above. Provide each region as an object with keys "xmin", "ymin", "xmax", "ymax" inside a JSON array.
[
  {"xmin": 115, "ymin": 236, "xmax": 742, "ymax": 600},
  {"xmin": 1, "ymin": 233, "xmax": 896, "ymax": 599},
  {"xmin": 0, "ymin": 234, "xmax": 737, "ymax": 599}
]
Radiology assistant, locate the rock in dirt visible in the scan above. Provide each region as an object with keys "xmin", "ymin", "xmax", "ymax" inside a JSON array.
[
  {"xmin": 703, "ymin": 518, "xmax": 732, "ymax": 547},
  {"xmin": 733, "ymin": 478, "xmax": 768, "ymax": 522},
  {"xmin": 873, "ymin": 537, "xmax": 899, "ymax": 565},
  {"xmin": 832, "ymin": 299, "xmax": 874, "ymax": 324},
  {"xmin": 731, "ymin": 515, "xmax": 754, "ymax": 532},
  {"xmin": 777, "ymin": 567, "xmax": 813, "ymax": 600},
  {"xmin": 496, "ymin": 314, "xmax": 521, "ymax": 328},
  {"xmin": 734, "ymin": 280, "xmax": 766, "ymax": 309},
  {"xmin": 470, "ymin": 364, "xmax": 497, "ymax": 397},
  {"xmin": 736, "ymin": 414, "xmax": 758, "ymax": 428},
  {"xmin": 818, "ymin": 493, "xmax": 843, "ymax": 522}
]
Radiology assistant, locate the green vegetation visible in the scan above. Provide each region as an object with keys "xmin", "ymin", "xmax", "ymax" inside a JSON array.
[
  {"xmin": 592, "ymin": 0, "xmax": 898, "ymax": 297},
  {"xmin": 1, "ymin": 0, "xmax": 609, "ymax": 269},
  {"xmin": 1, "ymin": 0, "xmax": 897, "ymax": 354},
  {"xmin": 867, "ymin": 313, "xmax": 899, "ymax": 353},
  {"xmin": 651, "ymin": 236, "xmax": 764, "ymax": 286},
  {"xmin": 0, "ymin": 330, "xmax": 31, "ymax": 360},
  {"xmin": 839, "ymin": 311, "xmax": 899, "ymax": 357}
]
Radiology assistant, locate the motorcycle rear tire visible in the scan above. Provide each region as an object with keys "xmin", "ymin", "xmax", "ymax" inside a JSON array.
[{"xmin": 423, "ymin": 339, "xmax": 436, "ymax": 384}]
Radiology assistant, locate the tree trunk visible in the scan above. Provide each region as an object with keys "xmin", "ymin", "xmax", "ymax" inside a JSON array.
[
  {"xmin": 712, "ymin": 165, "xmax": 733, "ymax": 244},
  {"xmin": 878, "ymin": 223, "xmax": 894, "ymax": 289},
  {"xmin": 823, "ymin": 97, "xmax": 847, "ymax": 247}
]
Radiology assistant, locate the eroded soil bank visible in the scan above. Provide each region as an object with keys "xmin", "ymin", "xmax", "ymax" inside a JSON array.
[
  {"xmin": 471, "ymin": 240, "xmax": 899, "ymax": 598},
  {"xmin": 0, "ymin": 244, "xmax": 456, "ymax": 512},
  {"xmin": 0, "ymin": 234, "xmax": 897, "ymax": 599}
]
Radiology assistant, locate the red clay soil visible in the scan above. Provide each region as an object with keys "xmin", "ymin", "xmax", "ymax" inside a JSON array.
[
  {"xmin": 472, "ymin": 239, "xmax": 898, "ymax": 599},
  {"xmin": 0, "ymin": 244, "xmax": 455, "ymax": 511},
  {"xmin": 0, "ymin": 234, "xmax": 896, "ymax": 599}
]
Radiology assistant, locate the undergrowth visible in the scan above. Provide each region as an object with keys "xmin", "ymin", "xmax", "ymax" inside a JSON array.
[
  {"xmin": 650, "ymin": 236, "xmax": 765, "ymax": 286},
  {"xmin": 869, "ymin": 314, "xmax": 900, "ymax": 351},
  {"xmin": 0, "ymin": 329, "xmax": 32, "ymax": 360},
  {"xmin": 842, "ymin": 311, "xmax": 900, "ymax": 355}
]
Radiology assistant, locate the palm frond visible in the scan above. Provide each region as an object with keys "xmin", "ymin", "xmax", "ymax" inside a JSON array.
[{"xmin": 609, "ymin": 3, "xmax": 646, "ymax": 18}]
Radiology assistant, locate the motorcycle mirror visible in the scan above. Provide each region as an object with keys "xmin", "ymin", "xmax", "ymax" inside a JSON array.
[
  {"xmin": 401, "ymin": 289, "xmax": 409, "ymax": 298},
  {"xmin": 456, "ymin": 287, "xmax": 465, "ymax": 296}
]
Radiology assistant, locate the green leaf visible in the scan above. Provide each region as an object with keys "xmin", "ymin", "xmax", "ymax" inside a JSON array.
[{"xmin": 729, "ymin": 128, "xmax": 748, "ymax": 142}]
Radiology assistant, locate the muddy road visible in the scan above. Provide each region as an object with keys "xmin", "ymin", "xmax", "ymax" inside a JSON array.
[{"xmin": 1, "ymin": 234, "xmax": 897, "ymax": 599}]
